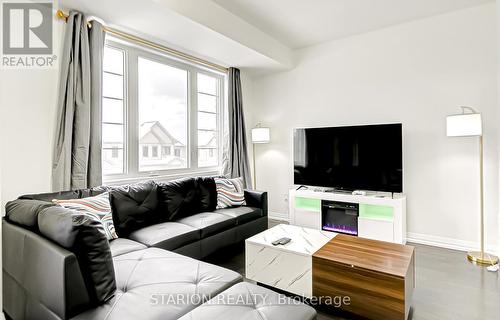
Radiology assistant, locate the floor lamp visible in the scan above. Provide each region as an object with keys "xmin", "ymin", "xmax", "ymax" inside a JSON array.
[
  {"xmin": 446, "ymin": 107, "xmax": 499, "ymax": 265},
  {"xmin": 251, "ymin": 125, "xmax": 270, "ymax": 189}
]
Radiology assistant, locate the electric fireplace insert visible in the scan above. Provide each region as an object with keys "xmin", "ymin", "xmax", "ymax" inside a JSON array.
[{"xmin": 321, "ymin": 200, "xmax": 359, "ymax": 235}]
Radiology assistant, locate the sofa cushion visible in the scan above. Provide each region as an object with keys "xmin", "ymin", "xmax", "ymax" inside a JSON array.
[
  {"xmin": 215, "ymin": 206, "xmax": 262, "ymax": 225},
  {"xmin": 19, "ymin": 190, "xmax": 82, "ymax": 202},
  {"xmin": 5, "ymin": 199, "xmax": 55, "ymax": 230},
  {"xmin": 109, "ymin": 238, "xmax": 147, "ymax": 257},
  {"xmin": 157, "ymin": 178, "xmax": 200, "ymax": 221},
  {"xmin": 179, "ymin": 282, "xmax": 317, "ymax": 320},
  {"xmin": 18, "ymin": 186, "xmax": 109, "ymax": 202},
  {"xmin": 109, "ymin": 181, "xmax": 160, "ymax": 237},
  {"xmin": 71, "ymin": 248, "xmax": 242, "ymax": 320},
  {"xmin": 129, "ymin": 222, "xmax": 200, "ymax": 250},
  {"xmin": 176, "ymin": 212, "xmax": 236, "ymax": 238},
  {"xmin": 37, "ymin": 206, "xmax": 116, "ymax": 305}
]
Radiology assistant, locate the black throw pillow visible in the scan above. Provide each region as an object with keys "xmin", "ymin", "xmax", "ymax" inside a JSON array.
[
  {"xmin": 195, "ymin": 177, "xmax": 217, "ymax": 212},
  {"xmin": 158, "ymin": 177, "xmax": 201, "ymax": 221},
  {"xmin": 109, "ymin": 181, "xmax": 160, "ymax": 236},
  {"xmin": 38, "ymin": 206, "xmax": 116, "ymax": 305}
]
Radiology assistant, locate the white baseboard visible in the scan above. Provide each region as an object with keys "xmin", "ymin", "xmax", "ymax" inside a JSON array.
[
  {"xmin": 268, "ymin": 211, "xmax": 290, "ymax": 222},
  {"xmin": 406, "ymin": 232, "xmax": 497, "ymax": 253},
  {"xmin": 266, "ymin": 211, "xmax": 496, "ymax": 253}
]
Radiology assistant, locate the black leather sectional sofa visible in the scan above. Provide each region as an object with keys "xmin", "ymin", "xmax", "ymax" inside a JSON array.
[{"xmin": 2, "ymin": 177, "xmax": 317, "ymax": 320}]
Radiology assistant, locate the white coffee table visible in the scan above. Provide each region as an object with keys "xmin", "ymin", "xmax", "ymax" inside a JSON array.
[{"xmin": 245, "ymin": 224, "xmax": 336, "ymax": 298}]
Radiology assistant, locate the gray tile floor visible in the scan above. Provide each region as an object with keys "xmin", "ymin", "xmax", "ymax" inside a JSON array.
[{"xmin": 206, "ymin": 219, "xmax": 500, "ymax": 320}]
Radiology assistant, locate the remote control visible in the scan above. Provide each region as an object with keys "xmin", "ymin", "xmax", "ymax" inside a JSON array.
[{"xmin": 272, "ymin": 237, "xmax": 291, "ymax": 246}]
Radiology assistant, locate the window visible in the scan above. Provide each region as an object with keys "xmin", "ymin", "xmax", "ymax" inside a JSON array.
[
  {"xmin": 138, "ymin": 57, "xmax": 188, "ymax": 171},
  {"xmin": 102, "ymin": 46, "xmax": 125, "ymax": 175},
  {"xmin": 197, "ymin": 73, "xmax": 219, "ymax": 167},
  {"xmin": 162, "ymin": 146, "xmax": 170, "ymax": 156},
  {"xmin": 102, "ymin": 39, "xmax": 225, "ymax": 180}
]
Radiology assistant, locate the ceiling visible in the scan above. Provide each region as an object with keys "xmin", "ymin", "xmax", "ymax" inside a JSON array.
[
  {"xmin": 60, "ymin": 0, "xmax": 493, "ymax": 73},
  {"xmin": 214, "ymin": 0, "xmax": 494, "ymax": 49},
  {"xmin": 60, "ymin": 0, "xmax": 293, "ymax": 72}
]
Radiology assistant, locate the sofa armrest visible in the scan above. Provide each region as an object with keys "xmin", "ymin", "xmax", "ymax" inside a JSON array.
[
  {"xmin": 3, "ymin": 220, "xmax": 90, "ymax": 319},
  {"xmin": 244, "ymin": 190, "xmax": 268, "ymax": 216}
]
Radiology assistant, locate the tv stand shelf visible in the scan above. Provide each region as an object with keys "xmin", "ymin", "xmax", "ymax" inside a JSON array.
[{"xmin": 289, "ymin": 189, "xmax": 406, "ymax": 244}]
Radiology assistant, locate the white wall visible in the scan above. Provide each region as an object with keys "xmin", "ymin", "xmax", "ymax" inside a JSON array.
[
  {"xmin": 497, "ymin": 0, "xmax": 500, "ymax": 257},
  {"xmin": 0, "ymin": 69, "xmax": 60, "ymax": 208},
  {"xmin": 0, "ymin": 18, "xmax": 62, "ymax": 212},
  {"xmin": 248, "ymin": 4, "xmax": 499, "ymax": 251}
]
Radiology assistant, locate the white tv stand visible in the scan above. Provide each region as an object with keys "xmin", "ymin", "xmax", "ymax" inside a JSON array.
[{"xmin": 289, "ymin": 188, "xmax": 406, "ymax": 244}]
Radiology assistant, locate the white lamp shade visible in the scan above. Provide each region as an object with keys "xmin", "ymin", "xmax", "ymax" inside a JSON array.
[
  {"xmin": 446, "ymin": 113, "xmax": 482, "ymax": 137},
  {"xmin": 252, "ymin": 127, "xmax": 270, "ymax": 143}
]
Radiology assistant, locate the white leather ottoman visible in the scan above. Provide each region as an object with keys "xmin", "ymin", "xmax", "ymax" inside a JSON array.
[{"xmin": 178, "ymin": 282, "xmax": 317, "ymax": 320}]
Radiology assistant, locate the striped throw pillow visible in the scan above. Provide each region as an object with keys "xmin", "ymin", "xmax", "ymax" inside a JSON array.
[
  {"xmin": 215, "ymin": 177, "xmax": 246, "ymax": 209},
  {"xmin": 53, "ymin": 192, "xmax": 118, "ymax": 240}
]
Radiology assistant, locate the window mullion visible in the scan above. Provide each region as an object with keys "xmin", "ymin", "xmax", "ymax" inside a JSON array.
[
  {"xmin": 218, "ymin": 76, "xmax": 225, "ymax": 170},
  {"xmin": 189, "ymin": 69, "xmax": 198, "ymax": 170},
  {"xmin": 127, "ymin": 51, "xmax": 139, "ymax": 176}
]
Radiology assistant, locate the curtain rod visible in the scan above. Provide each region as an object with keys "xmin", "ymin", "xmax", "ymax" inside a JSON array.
[{"xmin": 56, "ymin": 10, "xmax": 229, "ymax": 74}]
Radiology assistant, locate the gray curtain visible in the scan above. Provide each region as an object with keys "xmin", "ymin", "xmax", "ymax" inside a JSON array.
[
  {"xmin": 222, "ymin": 68, "xmax": 253, "ymax": 189},
  {"xmin": 52, "ymin": 11, "xmax": 105, "ymax": 191}
]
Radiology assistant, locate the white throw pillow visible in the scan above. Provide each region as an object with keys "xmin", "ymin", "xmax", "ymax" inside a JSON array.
[
  {"xmin": 215, "ymin": 177, "xmax": 246, "ymax": 209},
  {"xmin": 53, "ymin": 192, "xmax": 118, "ymax": 240}
]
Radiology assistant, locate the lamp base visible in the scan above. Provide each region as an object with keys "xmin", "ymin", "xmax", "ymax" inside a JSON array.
[{"xmin": 467, "ymin": 251, "xmax": 499, "ymax": 265}]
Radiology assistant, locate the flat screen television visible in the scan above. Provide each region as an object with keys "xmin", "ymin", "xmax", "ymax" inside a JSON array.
[{"xmin": 294, "ymin": 123, "xmax": 403, "ymax": 193}]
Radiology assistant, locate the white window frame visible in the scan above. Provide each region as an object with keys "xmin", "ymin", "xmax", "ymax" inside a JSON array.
[{"xmin": 103, "ymin": 38, "xmax": 226, "ymax": 184}]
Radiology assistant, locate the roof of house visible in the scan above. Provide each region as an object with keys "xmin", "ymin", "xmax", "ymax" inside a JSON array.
[
  {"xmin": 139, "ymin": 121, "xmax": 184, "ymax": 146},
  {"xmin": 104, "ymin": 121, "xmax": 215, "ymax": 148},
  {"xmin": 198, "ymin": 132, "xmax": 217, "ymax": 148}
]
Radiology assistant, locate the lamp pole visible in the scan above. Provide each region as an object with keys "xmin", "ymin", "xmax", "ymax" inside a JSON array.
[
  {"xmin": 252, "ymin": 143, "xmax": 256, "ymax": 189},
  {"xmin": 480, "ymin": 135, "xmax": 484, "ymax": 259},
  {"xmin": 467, "ymin": 135, "xmax": 497, "ymax": 264},
  {"xmin": 447, "ymin": 107, "xmax": 498, "ymax": 265}
]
